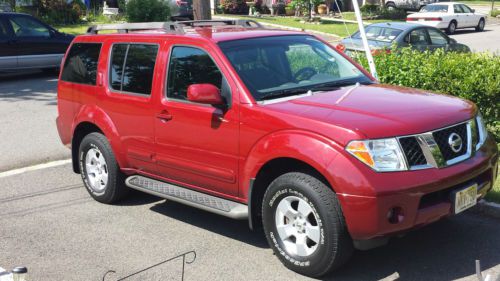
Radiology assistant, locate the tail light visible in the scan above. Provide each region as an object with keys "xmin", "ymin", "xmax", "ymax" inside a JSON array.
[
  {"xmin": 426, "ymin": 17, "xmax": 442, "ymax": 21},
  {"xmin": 406, "ymin": 17, "xmax": 417, "ymax": 21},
  {"xmin": 336, "ymin": 44, "xmax": 345, "ymax": 52},
  {"xmin": 407, "ymin": 17, "xmax": 442, "ymax": 21}
]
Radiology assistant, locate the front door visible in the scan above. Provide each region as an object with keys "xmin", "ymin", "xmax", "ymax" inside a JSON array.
[
  {"xmin": 7, "ymin": 14, "xmax": 65, "ymax": 69},
  {"xmin": 155, "ymin": 45, "xmax": 239, "ymax": 197},
  {"xmin": 0, "ymin": 16, "xmax": 17, "ymax": 70}
]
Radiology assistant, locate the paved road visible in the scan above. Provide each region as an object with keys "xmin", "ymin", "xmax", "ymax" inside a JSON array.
[
  {"xmin": 0, "ymin": 164, "xmax": 499, "ymax": 281},
  {"xmin": 449, "ymin": 22, "xmax": 500, "ymax": 53},
  {"xmin": 0, "ymin": 71, "xmax": 69, "ymax": 172}
]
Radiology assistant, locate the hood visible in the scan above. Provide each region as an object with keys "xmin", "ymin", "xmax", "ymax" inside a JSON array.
[{"xmin": 263, "ymin": 84, "xmax": 475, "ymax": 140}]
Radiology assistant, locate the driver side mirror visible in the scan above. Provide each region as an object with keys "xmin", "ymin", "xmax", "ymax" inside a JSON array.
[
  {"xmin": 449, "ymin": 38, "xmax": 457, "ymax": 44},
  {"xmin": 187, "ymin": 84, "xmax": 224, "ymax": 105},
  {"xmin": 471, "ymin": 8, "xmax": 475, "ymax": 12}
]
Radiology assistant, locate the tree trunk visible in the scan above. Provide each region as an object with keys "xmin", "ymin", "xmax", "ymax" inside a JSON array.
[{"xmin": 193, "ymin": 0, "xmax": 211, "ymax": 20}]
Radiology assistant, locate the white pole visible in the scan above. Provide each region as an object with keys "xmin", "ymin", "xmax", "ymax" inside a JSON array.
[{"xmin": 351, "ymin": 0, "xmax": 378, "ymax": 80}]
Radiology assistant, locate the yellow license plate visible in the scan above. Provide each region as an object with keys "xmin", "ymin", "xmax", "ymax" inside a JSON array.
[{"xmin": 453, "ymin": 184, "xmax": 478, "ymax": 214}]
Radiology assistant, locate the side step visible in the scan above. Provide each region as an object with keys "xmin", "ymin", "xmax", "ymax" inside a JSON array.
[{"xmin": 125, "ymin": 175, "xmax": 248, "ymax": 219}]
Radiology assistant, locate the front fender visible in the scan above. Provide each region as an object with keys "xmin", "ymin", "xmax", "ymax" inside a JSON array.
[
  {"xmin": 72, "ymin": 105, "xmax": 127, "ymax": 169},
  {"xmin": 240, "ymin": 130, "xmax": 345, "ymax": 199}
]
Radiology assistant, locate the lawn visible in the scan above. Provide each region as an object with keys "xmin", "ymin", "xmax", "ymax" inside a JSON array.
[{"xmin": 55, "ymin": 23, "xmax": 90, "ymax": 35}]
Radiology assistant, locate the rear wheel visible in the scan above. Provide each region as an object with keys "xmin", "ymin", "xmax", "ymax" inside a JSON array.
[
  {"xmin": 385, "ymin": 2, "xmax": 396, "ymax": 10},
  {"xmin": 475, "ymin": 18, "xmax": 485, "ymax": 31},
  {"xmin": 447, "ymin": 21, "xmax": 457, "ymax": 34},
  {"xmin": 262, "ymin": 172, "xmax": 353, "ymax": 278},
  {"xmin": 79, "ymin": 133, "xmax": 129, "ymax": 204}
]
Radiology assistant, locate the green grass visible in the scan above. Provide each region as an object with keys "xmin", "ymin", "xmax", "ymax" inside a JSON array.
[
  {"xmin": 485, "ymin": 160, "xmax": 500, "ymax": 203},
  {"xmin": 55, "ymin": 23, "xmax": 90, "ymax": 35}
]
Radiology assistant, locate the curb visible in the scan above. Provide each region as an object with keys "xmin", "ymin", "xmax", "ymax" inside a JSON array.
[{"xmin": 473, "ymin": 200, "xmax": 500, "ymax": 219}]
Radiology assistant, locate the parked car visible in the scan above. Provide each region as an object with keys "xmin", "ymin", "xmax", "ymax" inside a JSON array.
[
  {"xmin": 57, "ymin": 20, "xmax": 498, "ymax": 278},
  {"xmin": 385, "ymin": 0, "xmax": 438, "ymax": 11},
  {"xmin": 0, "ymin": 12, "xmax": 74, "ymax": 72},
  {"xmin": 406, "ymin": 2, "xmax": 486, "ymax": 34},
  {"xmin": 169, "ymin": 0, "xmax": 193, "ymax": 20},
  {"xmin": 337, "ymin": 22, "xmax": 470, "ymax": 55}
]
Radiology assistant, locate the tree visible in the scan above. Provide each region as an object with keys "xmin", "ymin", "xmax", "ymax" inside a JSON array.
[{"xmin": 193, "ymin": 0, "xmax": 211, "ymax": 20}]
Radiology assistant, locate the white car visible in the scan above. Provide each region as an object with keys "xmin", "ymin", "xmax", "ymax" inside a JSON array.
[{"xmin": 406, "ymin": 2, "xmax": 486, "ymax": 34}]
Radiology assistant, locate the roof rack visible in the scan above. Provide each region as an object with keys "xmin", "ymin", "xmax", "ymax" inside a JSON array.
[{"xmin": 86, "ymin": 19, "xmax": 263, "ymax": 35}]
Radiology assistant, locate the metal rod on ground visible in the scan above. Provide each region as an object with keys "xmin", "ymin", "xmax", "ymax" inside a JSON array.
[{"xmin": 351, "ymin": 0, "xmax": 378, "ymax": 79}]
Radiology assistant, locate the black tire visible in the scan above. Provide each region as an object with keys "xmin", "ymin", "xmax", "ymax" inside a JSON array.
[
  {"xmin": 385, "ymin": 2, "xmax": 396, "ymax": 10},
  {"xmin": 79, "ymin": 132, "xmax": 129, "ymax": 204},
  {"xmin": 262, "ymin": 172, "xmax": 353, "ymax": 278},
  {"xmin": 447, "ymin": 21, "xmax": 457, "ymax": 34},
  {"xmin": 475, "ymin": 18, "xmax": 485, "ymax": 32}
]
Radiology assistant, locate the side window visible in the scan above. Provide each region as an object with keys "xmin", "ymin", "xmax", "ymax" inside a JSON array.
[
  {"xmin": 460, "ymin": 4, "xmax": 472, "ymax": 13},
  {"xmin": 0, "ymin": 20, "xmax": 10, "ymax": 38},
  {"xmin": 454, "ymin": 4, "xmax": 464, "ymax": 13},
  {"xmin": 9, "ymin": 16, "xmax": 50, "ymax": 37},
  {"xmin": 61, "ymin": 43, "xmax": 101, "ymax": 85},
  {"xmin": 427, "ymin": 29, "xmax": 448, "ymax": 45},
  {"xmin": 109, "ymin": 43, "xmax": 159, "ymax": 96},
  {"xmin": 167, "ymin": 46, "xmax": 222, "ymax": 100},
  {"xmin": 408, "ymin": 29, "xmax": 428, "ymax": 45}
]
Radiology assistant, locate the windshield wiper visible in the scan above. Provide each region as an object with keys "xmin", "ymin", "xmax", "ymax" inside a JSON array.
[{"xmin": 259, "ymin": 87, "xmax": 310, "ymax": 101}]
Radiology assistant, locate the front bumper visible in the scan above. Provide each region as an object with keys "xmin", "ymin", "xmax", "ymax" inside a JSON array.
[{"xmin": 335, "ymin": 135, "xmax": 498, "ymax": 240}]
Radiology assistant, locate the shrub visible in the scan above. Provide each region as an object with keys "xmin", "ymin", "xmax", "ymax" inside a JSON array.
[
  {"xmin": 33, "ymin": 0, "xmax": 85, "ymax": 25},
  {"xmin": 355, "ymin": 48, "xmax": 500, "ymax": 141},
  {"xmin": 491, "ymin": 9, "xmax": 500, "ymax": 17},
  {"xmin": 360, "ymin": 5, "xmax": 406, "ymax": 20},
  {"xmin": 221, "ymin": 0, "xmax": 249, "ymax": 14},
  {"xmin": 126, "ymin": 0, "xmax": 170, "ymax": 22},
  {"xmin": 360, "ymin": 4, "xmax": 379, "ymax": 14}
]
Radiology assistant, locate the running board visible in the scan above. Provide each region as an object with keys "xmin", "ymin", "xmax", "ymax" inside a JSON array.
[{"xmin": 125, "ymin": 175, "xmax": 248, "ymax": 219}]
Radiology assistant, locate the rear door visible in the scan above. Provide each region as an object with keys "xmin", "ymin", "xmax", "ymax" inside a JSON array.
[
  {"xmin": 7, "ymin": 14, "xmax": 65, "ymax": 69},
  {"xmin": 0, "ymin": 15, "xmax": 17, "ymax": 70},
  {"xmin": 99, "ymin": 39, "xmax": 162, "ymax": 174}
]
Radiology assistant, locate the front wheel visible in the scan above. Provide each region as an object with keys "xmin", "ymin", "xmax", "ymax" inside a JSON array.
[
  {"xmin": 79, "ymin": 132, "xmax": 129, "ymax": 204},
  {"xmin": 262, "ymin": 172, "xmax": 353, "ymax": 278},
  {"xmin": 475, "ymin": 18, "xmax": 485, "ymax": 31}
]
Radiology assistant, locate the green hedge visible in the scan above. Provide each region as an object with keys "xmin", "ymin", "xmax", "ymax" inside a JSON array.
[
  {"xmin": 355, "ymin": 48, "xmax": 500, "ymax": 142},
  {"xmin": 126, "ymin": 0, "xmax": 170, "ymax": 22}
]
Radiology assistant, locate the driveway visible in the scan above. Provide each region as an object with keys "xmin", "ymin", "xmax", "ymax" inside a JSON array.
[{"xmin": 0, "ymin": 71, "xmax": 69, "ymax": 172}]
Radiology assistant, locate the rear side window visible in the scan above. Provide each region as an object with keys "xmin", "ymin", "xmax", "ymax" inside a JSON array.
[
  {"xmin": 109, "ymin": 43, "xmax": 159, "ymax": 96},
  {"xmin": 61, "ymin": 43, "xmax": 102, "ymax": 85}
]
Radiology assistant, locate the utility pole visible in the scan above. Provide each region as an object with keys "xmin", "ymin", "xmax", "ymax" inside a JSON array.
[{"xmin": 193, "ymin": 0, "xmax": 211, "ymax": 20}]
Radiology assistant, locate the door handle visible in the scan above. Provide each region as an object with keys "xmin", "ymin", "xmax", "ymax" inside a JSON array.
[{"xmin": 156, "ymin": 111, "xmax": 173, "ymax": 122}]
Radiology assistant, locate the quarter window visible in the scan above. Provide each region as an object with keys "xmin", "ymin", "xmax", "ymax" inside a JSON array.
[
  {"xmin": 167, "ymin": 46, "xmax": 222, "ymax": 100},
  {"xmin": 109, "ymin": 43, "xmax": 159, "ymax": 96},
  {"xmin": 61, "ymin": 43, "xmax": 102, "ymax": 85}
]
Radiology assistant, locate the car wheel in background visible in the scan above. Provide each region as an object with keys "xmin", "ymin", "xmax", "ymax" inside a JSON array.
[
  {"xmin": 79, "ymin": 132, "xmax": 129, "ymax": 204},
  {"xmin": 447, "ymin": 21, "xmax": 457, "ymax": 34},
  {"xmin": 386, "ymin": 2, "xmax": 396, "ymax": 10},
  {"xmin": 262, "ymin": 172, "xmax": 353, "ymax": 277},
  {"xmin": 475, "ymin": 18, "xmax": 485, "ymax": 32}
]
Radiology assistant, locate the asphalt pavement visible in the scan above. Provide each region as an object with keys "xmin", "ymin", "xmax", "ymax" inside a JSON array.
[
  {"xmin": 449, "ymin": 22, "xmax": 500, "ymax": 53},
  {"xmin": 0, "ymin": 71, "xmax": 70, "ymax": 172}
]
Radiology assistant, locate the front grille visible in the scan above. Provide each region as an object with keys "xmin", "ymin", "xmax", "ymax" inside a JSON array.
[
  {"xmin": 432, "ymin": 123, "xmax": 468, "ymax": 161},
  {"xmin": 399, "ymin": 137, "xmax": 426, "ymax": 166}
]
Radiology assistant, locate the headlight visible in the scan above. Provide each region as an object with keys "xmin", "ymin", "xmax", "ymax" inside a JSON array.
[
  {"xmin": 346, "ymin": 138, "xmax": 408, "ymax": 172},
  {"xmin": 476, "ymin": 113, "xmax": 488, "ymax": 150}
]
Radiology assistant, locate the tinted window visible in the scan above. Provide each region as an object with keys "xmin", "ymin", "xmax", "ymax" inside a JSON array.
[
  {"xmin": 353, "ymin": 26, "xmax": 403, "ymax": 42},
  {"xmin": 61, "ymin": 43, "xmax": 101, "ymax": 85},
  {"xmin": 420, "ymin": 5, "xmax": 448, "ymax": 12},
  {"xmin": 167, "ymin": 46, "xmax": 222, "ymax": 100},
  {"xmin": 409, "ymin": 29, "xmax": 428, "ymax": 45},
  {"xmin": 0, "ymin": 20, "xmax": 10, "ymax": 38},
  {"xmin": 9, "ymin": 16, "xmax": 50, "ymax": 37},
  {"xmin": 427, "ymin": 29, "xmax": 448, "ymax": 45},
  {"xmin": 109, "ymin": 44, "xmax": 158, "ymax": 96},
  {"xmin": 454, "ymin": 4, "xmax": 464, "ymax": 13}
]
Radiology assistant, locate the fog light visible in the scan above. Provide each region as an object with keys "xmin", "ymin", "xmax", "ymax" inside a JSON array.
[{"xmin": 387, "ymin": 207, "xmax": 404, "ymax": 224}]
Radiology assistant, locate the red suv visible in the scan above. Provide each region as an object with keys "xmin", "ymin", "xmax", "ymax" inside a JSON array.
[{"xmin": 56, "ymin": 20, "xmax": 498, "ymax": 277}]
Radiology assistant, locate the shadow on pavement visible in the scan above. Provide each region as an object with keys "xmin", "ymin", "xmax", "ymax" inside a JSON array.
[
  {"xmin": 451, "ymin": 29, "xmax": 492, "ymax": 36},
  {"xmin": 149, "ymin": 200, "xmax": 269, "ymax": 249},
  {"xmin": 326, "ymin": 213, "xmax": 500, "ymax": 281},
  {"xmin": 0, "ymin": 70, "xmax": 59, "ymax": 105}
]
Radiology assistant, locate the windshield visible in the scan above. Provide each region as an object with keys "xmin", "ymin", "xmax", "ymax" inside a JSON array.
[
  {"xmin": 218, "ymin": 35, "xmax": 372, "ymax": 101},
  {"xmin": 352, "ymin": 26, "xmax": 403, "ymax": 42},
  {"xmin": 420, "ymin": 5, "xmax": 448, "ymax": 12}
]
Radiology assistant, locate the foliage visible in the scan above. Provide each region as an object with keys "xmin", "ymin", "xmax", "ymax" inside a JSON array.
[
  {"xmin": 126, "ymin": 0, "xmax": 170, "ymax": 22},
  {"xmin": 360, "ymin": 4, "xmax": 407, "ymax": 20},
  {"xmin": 491, "ymin": 9, "xmax": 500, "ymax": 17},
  {"xmin": 289, "ymin": 0, "xmax": 323, "ymax": 15},
  {"xmin": 355, "ymin": 48, "xmax": 500, "ymax": 142},
  {"xmin": 36, "ymin": 0, "xmax": 86, "ymax": 25},
  {"xmin": 221, "ymin": 0, "xmax": 249, "ymax": 14}
]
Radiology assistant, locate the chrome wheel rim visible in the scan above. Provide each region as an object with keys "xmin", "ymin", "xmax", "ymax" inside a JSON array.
[
  {"xmin": 274, "ymin": 196, "xmax": 320, "ymax": 257},
  {"xmin": 85, "ymin": 147, "xmax": 108, "ymax": 193}
]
